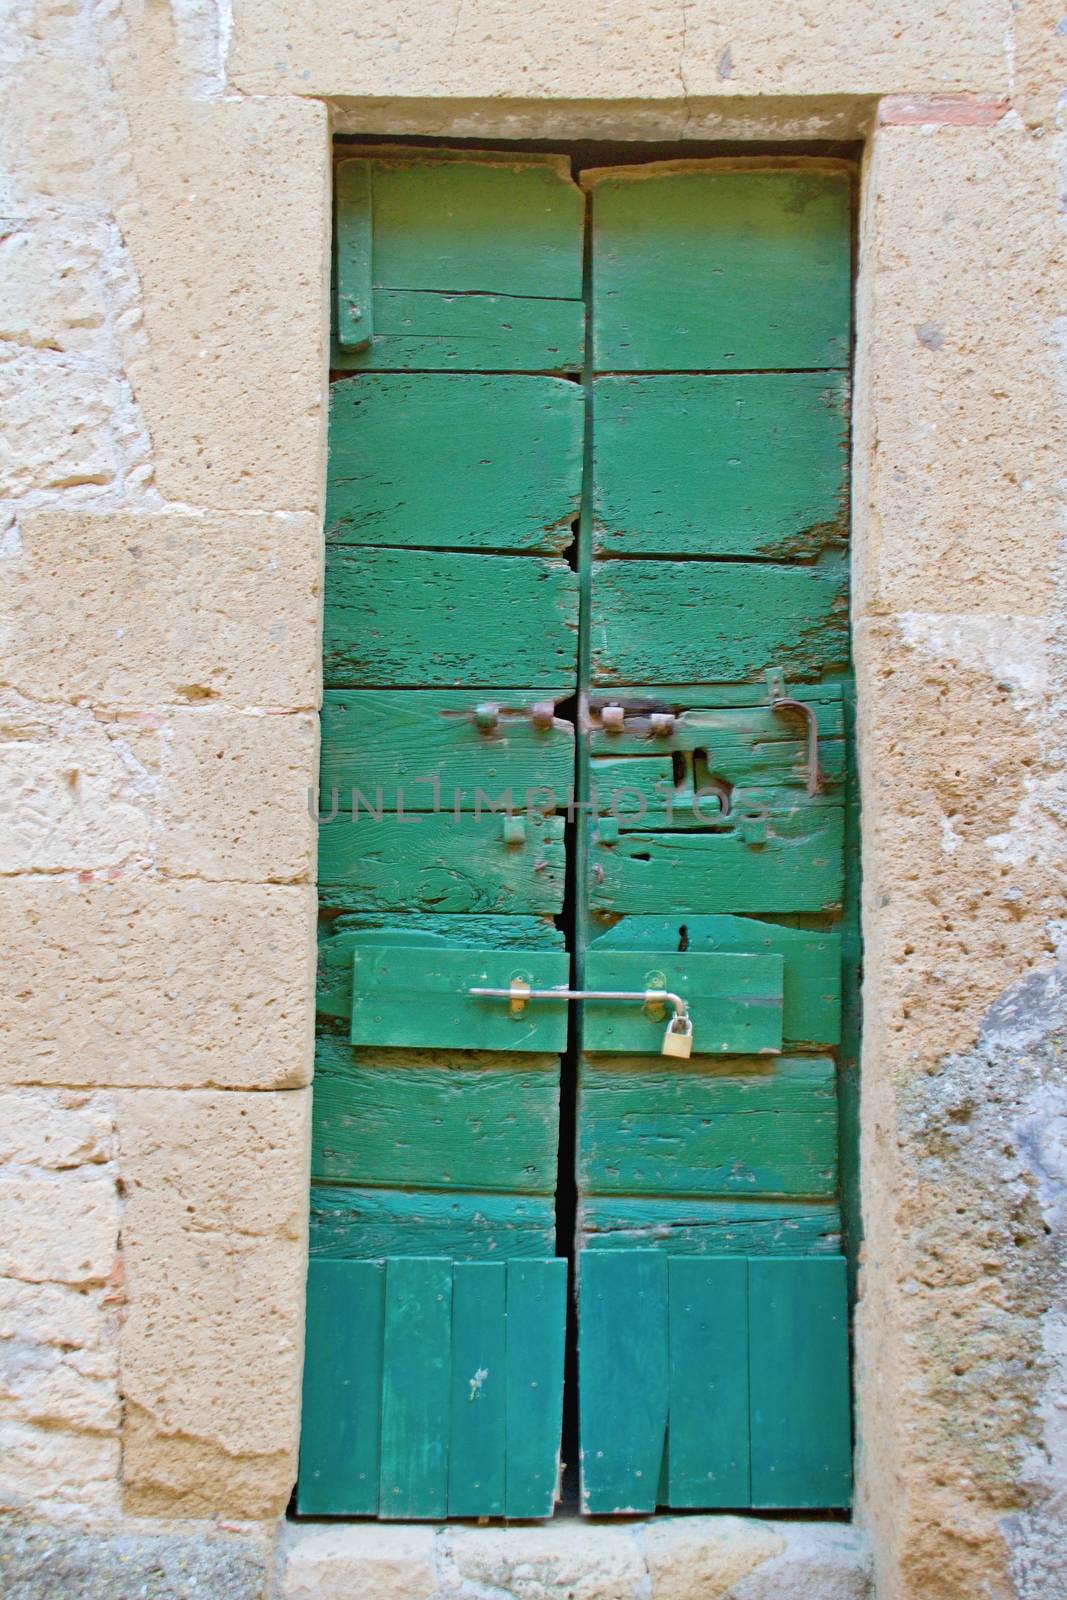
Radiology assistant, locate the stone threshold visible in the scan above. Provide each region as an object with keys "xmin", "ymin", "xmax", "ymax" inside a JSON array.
[{"xmin": 279, "ymin": 1513, "xmax": 873, "ymax": 1599}]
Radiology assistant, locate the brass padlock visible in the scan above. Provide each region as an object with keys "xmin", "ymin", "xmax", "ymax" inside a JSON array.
[{"xmin": 662, "ymin": 1011, "xmax": 694, "ymax": 1059}]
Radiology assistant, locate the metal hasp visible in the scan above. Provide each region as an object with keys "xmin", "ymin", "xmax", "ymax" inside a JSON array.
[
  {"xmin": 768, "ymin": 693, "xmax": 823, "ymax": 795},
  {"xmin": 469, "ymin": 982, "xmax": 694, "ymax": 1059}
]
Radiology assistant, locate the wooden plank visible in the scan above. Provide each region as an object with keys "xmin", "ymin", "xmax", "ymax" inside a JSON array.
[
  {"xmin": 589, "ymin": 802, "xmax": 845, "ymax": 916},
  {"xmin": 379, "ymin": 1257, "xmax": 453, "ymax": 1519},
  {"xmin": 318, "ymin": 810, "xmax": 567, "ymax": 914},
  {"xmin": 317, "ymin": 912, "xmax": 564, "ymax": 1022},
  {"xmin": 449, "ymin": 1262, "xmax": 507, "ymax": 1518},
  {"xmin": 748, "ymin": 1257, "xmax": 852, "ymax": 1508},
  {"xmin": 578, "ymin": 1251, "xmax": 668, "ymax": 1514},
  {"xmin": 667, "ymin": 1258, "xmax": 749, "ymax": 1507},
  {"xmin": 370, "ymin": 156, "xmax": 583, "ymax": 299},
  {"xmin": 585, "ymin": 163, "xmax": 851, "ymax": 371},
  {"xmin": 312, "ymin": 1036, "xmax": 560, "ymax": 1192},
  {"xmin": 590, "ymin": 916, "xmax": 841, "ymax": 1048},
  {"xmin": 335, "ymin": 290, "xmax": 585, "ymax": 373},
  {"xmin": 309, "ymin": 1185, "xmax": 556, "ymax": 1261},
  {"xmin": 590, "ymin": 558, "xmax": 849, "ymax": 686},
  {"xmin": 581, "ymin": 949, "xmax": 784, "ymax": 1056},
  {"xmin": 319, "ymin": 690, "xmax": 574, "ymax": 814},
  {"xmin": 593, "ymin": 374, "xmax": 847, "ymax": 558},
  {"xmin": 505, "ymin": 1259, "xmax": 567, "ymax": 1519},
  {"xmin": 325, "ymin": 548, "xmax": 579, "ymax": 689},
  {"xmin": 578, "ymin": 1055, "xmax": 838, "ymax": 1198},
  {"xmin": 326, "ymin": 376, "xmax": 583, "ymax": 552},
  {"xmin": 348, "ymin": 945, "xmax": 570, "ymax": 1052},
  {"xmin": 335, "ymin": 159, "xmax": 373, "ymax": 351},
  {"xmin": 579, "ymin": 1196, "xmax": 842, "ymax": 1256},
  {"xmin": 296, "ymin": 1259, "xmax": 384, "ymax": 1515}
]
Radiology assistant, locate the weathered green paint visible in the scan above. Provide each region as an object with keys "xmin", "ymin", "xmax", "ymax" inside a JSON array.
[
  {"xmin": 335, "ymin": 289, "xmax": 585, "ymax": 373},
  {"xmin": 593, "ymin": 374, "xmax": 847, "ymax": 558},
  {"xmin": 349, "ymin": 945, "xmax": 570, "ymax": 1052},
  {"xmin": 667, "ymin": 1257, "xmax": 749, "ymax": 1507},
  {"xmin": 590, "ymin": 916, "xmax": 841, "ymax": 1048},
  {"xmin": 312, "ymin": 1037, "xmax": 560, "ymax": 1192},
  {"xmin": 448, "ymin": 1262, "xmax": 507, "ymax": 1518},
  {"xmin": 578, "ymin": 1195, "xmax": 842, "ymax": 1256},
  {"xmin": 590, "ymin": 557, "xmax": 849, "ymax": 686},
  {"xmin": 589, "ymin": 801, "xmax": 844, "ymax": 916},
  {"xmin": 585, "ymin": 163, "xmax": 851, "ymax": 371},
  {"xmin": 296, "ymin": 1259, "xmax": 384, "ymax": 1514},
  {"xmin": 309, "ymin": 1186, "xmax": 556, "ymax": 1262},
  {"xmin": 334, "ymin": 160, "xmax": 373, "ymax": 351},
  {"xmin": 578, "ymin": 1251, "xmax": 668, "ymax": 1514},
  {"xmin": 379, "ymin": 1257, "xmax": 453, "ymax": 1519},
  {"xmin": 324, "ymin": 548, "xmax": 579, "ymax": 689},
  {"xmin": 748, "ymin": 1257, "xmax": 852, "ymax": 1508},
  {"xmin": 578, "ymin": 1055, "xmax": 838, "ymax": 1197},
  {"xmin": 326, "ymin": 376, "xmax": 583, "ymax": 552},
  {"xmin": 317, "ymin": 912, "xmax": 564, "ymax": 1022},
  {"xmin": 318, "ymin": 810, "xmax": 567, "ymax": 913},
  {"xmin": 581, "ymin": 949, "xmax": 784, "ymax": 1056},
  {"xmin": 319, "ymin": 690, "xmax": 574, "ymax": 813},
  {"xmin": 505, "ymin": 1259, "xmax": 568, "ymax": 1518}
]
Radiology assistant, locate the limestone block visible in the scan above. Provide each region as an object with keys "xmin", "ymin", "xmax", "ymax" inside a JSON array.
[
  {"xmin": 0, "ymin": 699, "xmax": 156, "ymax": 873},
  {"xmin": 0, "ymin": 1089, "xmax": 115, "ymax": 1170},
  {"xmin": 229, "ymin": 0, "xmax": 1008, "ymax": 100},
  {"xmin": 3, "ymin": 512, "xmax": 321, "ymax": 710},
  {"xmin": 279, "ymin": 1524, "xmax": 438, "ymax": 1600},
  {"xmin": 0, "ymin": 355, "xmax": 121, "ymax": 498},
  {"xmin": 0, "ymin": 49, "xmax": 110, "ymax": 208},
  {"xmin": 643, "ymin": 1516, "xmax": 785, "ymax": 1600},
  {"xmin": 0, "ymin": 1420, "xmax": 120, "ymax": 1514},
  {"xmin": 0, "ymin": 879, "xmax": 315, "ymax": 1089},
  {"xmin": 854, "ymin": 121, "xmax": 1066, "ymax": 616},
  {"xmin": 726, "ymin": 1525, "xmax": 873, "ymax": 1598},
  {"xmin": 0, "ymin": 215, "xmax": 109, "ymax": 354},
  {"xmin": 117, "ymin": 1087, "xmax": 310, "ymax": 1519},
  {"xmin": 0, "ymin": 1091, "xmax": 119, "ymax": 1288},
  {"xmin": 441, "ymin": 1521, "xmax": 645, "ymax": 1600},
  {"xmin": 117, "ymin": 97, "xmax": 329, "ymax": 510},
  {"xmin": 0, "ymin": 1279, "xmax": 120, "ymax": 1439},
  {"xmin": 158, "ymin": 710, "xmax": 317, "ymax": 883}
]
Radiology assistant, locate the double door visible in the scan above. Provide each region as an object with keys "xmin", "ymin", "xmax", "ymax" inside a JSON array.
[{"xmin": 300, "ymin": 148, "xmax": 856, "ymax": 1519}]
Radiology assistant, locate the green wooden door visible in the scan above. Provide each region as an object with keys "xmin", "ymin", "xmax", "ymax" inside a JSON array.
[{"xmin": 300, "ymin": 149, "xmax": 856, "ymax": 1521}]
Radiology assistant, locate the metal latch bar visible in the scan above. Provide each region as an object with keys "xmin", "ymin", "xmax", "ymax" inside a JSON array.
[{"xmin": 469, "ymin": 983, "xmax": 689, "ymax": 1023}]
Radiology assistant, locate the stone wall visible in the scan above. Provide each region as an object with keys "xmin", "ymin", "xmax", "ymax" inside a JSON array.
[{"xmin": 1, "ymin": 3, "xmax": 1065, "ymax": 1598}]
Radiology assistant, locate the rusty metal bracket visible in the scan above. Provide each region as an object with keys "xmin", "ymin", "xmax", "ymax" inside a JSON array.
[{"xmin": 769, "ymin": 697, "xmax": 822, "ymax": 796}]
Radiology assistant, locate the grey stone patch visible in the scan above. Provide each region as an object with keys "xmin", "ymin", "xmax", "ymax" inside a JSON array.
[
  {"xmin": 717, "ymin": 45, "xmax": 734, "ymax": 80},
  {"xmin": 914, "ymin": 321, "xmax": 945, "ymax": 349},
  {"xmin": 0, "ymin": 1518, "xmax": 271, "ymax": 1600},
  {"xmin": 725, "ymin": 1523, "xmax": 872, "ymax": 1599}
]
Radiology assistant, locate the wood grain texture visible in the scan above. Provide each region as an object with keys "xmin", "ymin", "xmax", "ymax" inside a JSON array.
[
  {"xmin": 585, "ymin": 164, "xmax": 851, "ymax": 372},
  {"xmin": 581, "ymin": 949, "xmax": 784, "ymax": 1056},
  {"xmin": 448, "ymin": 1262, "xmax": 507, "ymax": 1518},
  {"xmin": 319, "ymin": 690, "xmax": 574, "ymax": 812},
  {"xmin": 318, "ymin": 809, "xmax": 567, "ymax": 913},
  {"xmin": 505, "ymin": 1258, "xmax": 568, "ymax": 1518},
  {"xmin": 335, "ymin": 160, "xmax": 373, "ymax": 351},
  {"xmin": 667, "ymin": 1257, "xmax": 749, "ymax": 1507},
  {"xmin": 589, "ymin": 801, "xmax": 844, "ymax": 915},
  {"xmin": 335, "ymin": 290, "xmax": 585, "ymax": 373},
  {"xmin": 296, "ymin": 1259, "xmax": 384, "ymax": 1515},
  {"xmin": 578, "ymin": 1195, "xmax": 842, "ymax": 1256},
  {"xmin": 748, "ymin": 1257, "xmax": 852, "ymax": 1508},
  {"xmin": 593, "ymin": 374, "xmax": 847, "ymax": 557},
  {"xmin": 590, "ymin": 915, "xmax": 841, "ymax": 1047},
  {"xmin": 590, "ymin": 557, "xmax": 849, "ymax": 686},
  {"xmin": 578, "ymin": 1251, "xmax": 668, "ymax": 1514},
  {"xmin": 326, "ymin": 376, "xmax": 583, "ymax": 552},
  {"xmin": 317, "ymin": 912, "xmax": 564, "ymax": 1021},
  {"xmin": 312, "ymin": 1036, "xmax": 560, "ymax": 1192},
  {"xmin": 578, "ymin": 1055, "xmax": 838, "ymax": 1198},
  {"xmin": 325, "ymin": 548, "xmax": 579, "ymax": 689},
  {"xmin": 309, "ymin": 1185, "xmax": 556, "ymax": 1261},
  {"xmin": 379, "ymin": 1257, "xmax": 452, "ymax": 1518}
]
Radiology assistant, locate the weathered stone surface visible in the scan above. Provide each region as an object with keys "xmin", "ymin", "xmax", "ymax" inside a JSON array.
[
  {"xmin": 230, "ymin": 0, "xmax": 1008, "ymax": 99},
  {"xmin": 0, "ymin": 1518, "xmax": 272, "ymax": 1600},
  {"xmin": 0, "ymin": 356, "xmax": 121, "ymax": 498},
  {"xmin": 2, "ymin": 513, "xmax": 321, "ymax": 711},
  {"xmin": 726, "ymin": 1524, "xmax": 873, "ymax": 1598},
  {"xmin": 279, "ymin": 1522, "xmax": 438, "ymax": 1600},
  {"xmin": 643, "ymin": 1515, "xmax": 784, "ymax": 1600},
  {"xmin": 0, "ymin": 1426, "xmax": 120, "ymax": 1516},
  {"xmin": 0, "ymin": 216, "xmax": 109, "ymax": 354},
  {"xmin": 0, "ymin": 880, "xmax": 315, "ymax": 1089},
  {"xmin": 117, "ymin": 1087, "xmax": 310, "ymax": 1519},
  {"xmin": 0, "ymin": 1092, "xmax": 119, "ymax": 1287},
  {"xmin": 442, "ymin": 1521, "xmax": 645, "ymax": 1600},
  {"xmin": 158, "ymin": 710, "xmax": 317, "ymax": 883}
]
